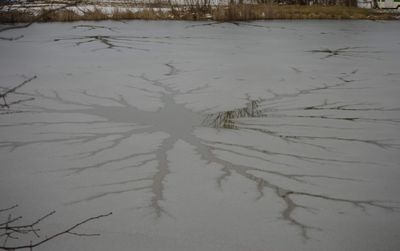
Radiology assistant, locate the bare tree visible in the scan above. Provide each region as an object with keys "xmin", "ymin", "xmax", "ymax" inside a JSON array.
[{"xmin": 0, "ymin": 205, "xmax": 111, "ymax": 251}]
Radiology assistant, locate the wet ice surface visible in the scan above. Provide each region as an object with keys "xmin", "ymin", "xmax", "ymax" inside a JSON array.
[{"xmin": 1, "ymin": 20, "xmax": 400, "ymax": 250}]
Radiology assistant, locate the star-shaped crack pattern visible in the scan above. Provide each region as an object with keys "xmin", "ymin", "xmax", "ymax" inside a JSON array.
[{"xmin": 1, "ymin": 63, "xmax": 399, "ymax": 240}]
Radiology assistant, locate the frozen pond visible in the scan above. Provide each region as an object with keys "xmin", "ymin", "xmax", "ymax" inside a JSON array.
[{"xmin": 1, "ymin": 20, "xmax": 400, "ymax": 250}]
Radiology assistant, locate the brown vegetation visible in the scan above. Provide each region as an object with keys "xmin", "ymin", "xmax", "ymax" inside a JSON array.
[
  {"xmin": 0, "ymin": 3, "xmax": 397, "ymax": 23},
  {"xmin": 212, "ymin": 4, "xmax": 385, "ymax": 20}
]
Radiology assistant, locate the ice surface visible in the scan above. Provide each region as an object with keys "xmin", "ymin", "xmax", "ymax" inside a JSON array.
[{"xmin": 1, "ymin": 20, "xmax": 400, "ymax": 250}]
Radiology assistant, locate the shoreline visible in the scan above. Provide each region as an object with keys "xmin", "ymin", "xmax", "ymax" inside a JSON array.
[{"xmin": 1, "ymin": 4, "xmax": 399, "ymax": 23}]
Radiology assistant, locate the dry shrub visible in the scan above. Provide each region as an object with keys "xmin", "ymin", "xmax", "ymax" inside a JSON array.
[
  {"xmin": 40, "ymin": 9, "xmax": 81, "ymax": 22},
  {"xmin": 0, "ymin": 4, "xmax": 396, "ymax": 23},
  {"xmin": 211, "ymin": 4, "xmax": 382, "ymax": 21},
  {"xmin": 213, "ymin": 4, "xmax": 275, "ymax": 21},
  {"xmin": 0, "ymin": 10, "xmax": 36, "ymax": 23},
  {"xmin": 111, "ymin": 8, "xmax": 171, "ymax": 20},
  {"xmin": 81, "ymin": 7, "xmax": 109, "ymax": 20}
]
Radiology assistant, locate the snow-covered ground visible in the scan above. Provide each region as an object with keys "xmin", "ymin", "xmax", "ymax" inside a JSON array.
[{"xmin": 1, "ymin": 20, "xmax": 400, "ymax": 250}]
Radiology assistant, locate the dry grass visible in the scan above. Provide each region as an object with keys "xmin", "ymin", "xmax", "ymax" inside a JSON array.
[
  {"xmin": 110, "ymin": 9, "xmax": 172, "ymax": 20},
  {"xmin": 0, "ymin": 8, "xmax": 172, "ymax": 23},
  {"xmin": 212, "ymin": 4, "xmax": 394, "ymax": 21},
  {"xmin": 0, "ymin": 4, "xmax": 397, "ymax": 23},
  {"xmin": 0, "ymin": 11, "xmax": 36, "ymax": 23},
  {"xmin": 204, "ymin": 99, "xmax": 264, "ymax": 129},
  {"xmin": 45, "ymin": 8, "xmax": 172, "ymax": 22}
]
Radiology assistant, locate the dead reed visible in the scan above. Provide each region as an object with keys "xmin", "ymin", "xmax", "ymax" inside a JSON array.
[
  {"xmin": 212, "ymin": 4, "xmax": 378, "ymax": 21},
  {"xmin": 0, "ymin": 4, "xmax": 396, "ymax": 23}
]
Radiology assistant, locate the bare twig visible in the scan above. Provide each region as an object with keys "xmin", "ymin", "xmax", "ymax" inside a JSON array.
[
  {"xmin": 0, "ymin": 76, "xmax": 36, "ymax": 110},
  {"xmin": 0, "ymin": 206, "xmax": 111, "ymax": 251},
  {"xmin": 0, "ymin": 206, "xmax": 18, "ymax": 214}
]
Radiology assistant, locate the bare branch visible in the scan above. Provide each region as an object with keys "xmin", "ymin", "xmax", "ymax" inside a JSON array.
[
  {"xmin": 0, "ymin": 76, "xmax": 36, "ymax": 99},
  {"xmin": 0, "ymin": 76, "xmax": 36, "ymax": 112},
  {"xmin": 0, "ymin": 206, "xmax": 18, "ymax": 214},
  {"xmin": 0, "ymin": 208, "xmax": 111, "ymax": 251}
]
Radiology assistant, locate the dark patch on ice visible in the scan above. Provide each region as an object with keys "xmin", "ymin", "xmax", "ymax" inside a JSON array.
[{"xmin": 309, "ymin": 47, "xmax": 382, "ymax": 60}]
